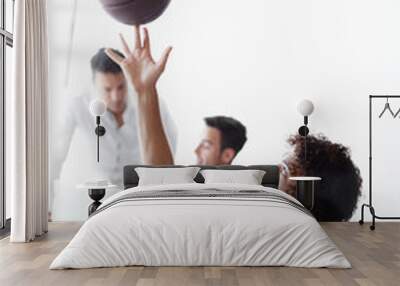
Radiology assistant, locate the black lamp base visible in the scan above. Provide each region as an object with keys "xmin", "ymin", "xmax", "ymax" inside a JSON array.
[
  {"xmin": 298, "ymin": 125, "xmax": 309, "ymax": 136},
  {"xmin": 295, "ymin": 180, "xmax": 316, "ymax": 210},
  {"xmin": 95, "ymin": 125, "xmax": 106, "ymax": 136},
  {"xmin": 88, "ymin": 188, "xmax": 105, "ymax": 216}
]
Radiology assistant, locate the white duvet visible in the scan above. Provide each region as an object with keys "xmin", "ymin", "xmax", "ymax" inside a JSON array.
[{"xmin": 50, "ymin": 183, "xmax": 350, "ymax": 269}]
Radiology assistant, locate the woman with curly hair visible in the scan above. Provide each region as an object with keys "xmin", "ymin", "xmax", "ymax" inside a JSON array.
[{"xmin": 279, "ymin": 134, "xmax": 362, "ymax": 221}]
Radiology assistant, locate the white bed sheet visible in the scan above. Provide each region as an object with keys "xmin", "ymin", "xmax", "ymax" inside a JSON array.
[{"xmin": 50, "ymin": 183, "xmax": 350, "ymax": 269}]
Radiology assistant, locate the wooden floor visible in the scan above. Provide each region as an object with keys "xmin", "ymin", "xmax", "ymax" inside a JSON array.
[{"xmin": 0, "ymin": 222, "xmax": 399, "ymax": 286}]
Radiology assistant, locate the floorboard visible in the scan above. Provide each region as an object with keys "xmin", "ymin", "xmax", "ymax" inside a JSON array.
[{"xmin": 0, "ymin": 222, "xmax": 399, "ymax": 286}]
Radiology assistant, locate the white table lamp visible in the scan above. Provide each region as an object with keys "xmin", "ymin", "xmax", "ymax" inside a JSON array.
[
  {"xmin": 89, "ymin": 99, "xmax": 107, "ymax": 162},
  {"xmin": 297, "ymin": 99, "xmax": 315, "ymax": 171},
  {"xmin": 297, "ymin": 99, "xmax": 314, "ymax": 135}
]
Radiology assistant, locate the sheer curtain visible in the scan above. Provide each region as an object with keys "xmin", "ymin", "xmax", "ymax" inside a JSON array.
[{"xmin": 9, "ymin": 0, "xmax": 49, "ymax": 242}]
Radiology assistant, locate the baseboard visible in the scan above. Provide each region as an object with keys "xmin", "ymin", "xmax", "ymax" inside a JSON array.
[{"xmin": 0, "ymin": 218, "xmax": 11, "ymax": 239}]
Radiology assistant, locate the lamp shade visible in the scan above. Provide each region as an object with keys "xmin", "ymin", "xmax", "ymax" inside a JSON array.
[
  {"xmin": 89, "ymin": 99, "xmax": 107, "ymax": 117},
  {"xmin": 99, "ymin": 0, "xmax": 171, "ymax": 25},
  {"xmin": 297, "ymin": 99, "xmax": 314, "ymax": 116}
]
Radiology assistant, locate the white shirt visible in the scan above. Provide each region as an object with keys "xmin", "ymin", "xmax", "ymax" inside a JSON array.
[{"xmin": 51, "ymin": 92, "xmax": 177, "ymax": 187}]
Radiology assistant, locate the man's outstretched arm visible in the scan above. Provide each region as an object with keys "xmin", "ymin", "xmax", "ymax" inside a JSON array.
[{"xmin": 106, "ymin": 26, "xmax": 174, "ymax": 165}]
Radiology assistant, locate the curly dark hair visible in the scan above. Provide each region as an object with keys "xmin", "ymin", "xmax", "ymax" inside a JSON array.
[{"xmin": 286, "ymin": 134, "xmax": 362, "ymax": 221}]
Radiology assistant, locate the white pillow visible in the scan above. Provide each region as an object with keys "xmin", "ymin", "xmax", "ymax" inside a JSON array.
[
  {"xmin": 135, "ymin": 167, "xmax": 201, "ymax": 186},
  {"xmin": 200, "ymin": 169, "xmax": 266, "ymax": 185}
]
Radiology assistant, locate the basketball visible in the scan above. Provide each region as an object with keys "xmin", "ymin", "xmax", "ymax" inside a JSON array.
[{"xmin": 100, "ymin": 0, "xmax": 171, "ymax": 25}]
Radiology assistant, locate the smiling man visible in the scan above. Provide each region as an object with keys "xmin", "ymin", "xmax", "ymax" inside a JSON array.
[
  {"xmin": 53, "ymin": 47, "xmax": 177, "ymax": 184},
  {"xmin": 195, "ymin": 116, "xmax": 247, "ymax": 165},
  {"xmin": 49, "ymin": 47, "xmax": 177, "ymax": 220}
]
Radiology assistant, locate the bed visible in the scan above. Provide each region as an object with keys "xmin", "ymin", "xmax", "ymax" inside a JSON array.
[{"xmin": 50, "ymin": 165, "xmax": 350, "ymax": 269}]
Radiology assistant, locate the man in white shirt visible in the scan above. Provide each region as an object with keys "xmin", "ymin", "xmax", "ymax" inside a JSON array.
[{"xmin": 50, "ymin": 48, "xmax": 177, "ymax": 218}]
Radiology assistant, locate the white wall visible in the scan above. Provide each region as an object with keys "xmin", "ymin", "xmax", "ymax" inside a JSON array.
[{"xmin": 48, "ymin": 0, "xmax": 400, "ymax": 221}]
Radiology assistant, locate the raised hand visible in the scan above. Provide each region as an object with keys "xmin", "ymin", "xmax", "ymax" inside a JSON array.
[
  {"xmin": 105, "ymin": 26, "xmax": 172, "ymax": 95},
  {"xmin": 105, "ymin": 25, "xmax": 174, "ymax": 165}
]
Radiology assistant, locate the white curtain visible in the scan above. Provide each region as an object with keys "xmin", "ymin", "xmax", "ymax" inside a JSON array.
[{"xmin": 9, "ymin": 0, "xmax": 49, "ymax": 242}]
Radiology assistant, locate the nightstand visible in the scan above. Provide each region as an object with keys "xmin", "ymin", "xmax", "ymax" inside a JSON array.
[
  {"xmin": 289, "ymin": 176, "xmax": 321, "ymax": 211},
  {"xmin": 77, "ymin": 183, "xmax": 118, "ymax": 216}
]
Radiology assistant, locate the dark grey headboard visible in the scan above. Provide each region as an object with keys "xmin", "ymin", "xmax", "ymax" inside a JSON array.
[{"xmin": 123, "ymin": 165, "xmax": 280, "ymax": 189}]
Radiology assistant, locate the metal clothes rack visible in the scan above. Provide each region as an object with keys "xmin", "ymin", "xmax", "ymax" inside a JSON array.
[{"xmin": 359, "ymin": 95, "xmax": 400, "ymax": 230}]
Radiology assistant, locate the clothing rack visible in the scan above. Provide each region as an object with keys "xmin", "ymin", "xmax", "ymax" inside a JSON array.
[{"xmin": 359, "ymin": 95, "xmax": 400, "ymax": 230}]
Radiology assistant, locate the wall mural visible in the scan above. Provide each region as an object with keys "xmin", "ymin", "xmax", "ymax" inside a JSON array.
[{"xmin": 48, "ymin": 0, "xmax": 362, "ymax": 222}]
